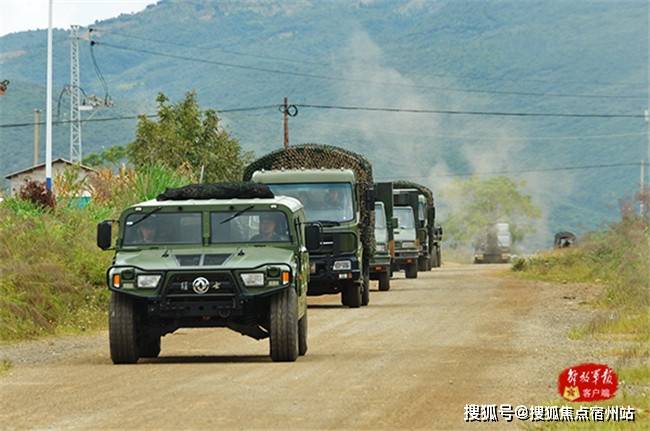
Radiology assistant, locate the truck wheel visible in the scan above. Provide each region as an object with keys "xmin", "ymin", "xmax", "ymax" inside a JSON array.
[
  {"xmin": 138, "ymin": 331, "xmax": 161, "ymax": 359},
  {"xmin": 298, "ymin": 311, "xmax": 308, "ymax": 356},
  {"xmin": 418, "ymin": 256, "xmax": 429, "ymax": 272},
  {"xmin": 361, "ymin": 273, "xmax": 370, "ymax": 306},
  {"xmin": 405, "ymin": 263, "xmax": 418, "ymax": 279},
  {"xmin": 341, "ymin": 282, "xmax": 362, "ymax": 308},
  {"xmin": 269, "ymin": 288, "xmax": 299, "ymax": 362},
  {"xmin": 378, "ymin": 271, "xmax": 390, "ymax": 291},
  {"xmin": 109, "ymin": 292, "xmax": 140, "ymax": 364},
  {"xmin": 436, "ymin": 248, "xmax": 442, "ymax": 267}
]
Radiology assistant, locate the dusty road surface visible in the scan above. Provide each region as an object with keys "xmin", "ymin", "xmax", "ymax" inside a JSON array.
[{"xmin": 1, "ymin": 264, "xmax": 602, "ymax": 430}]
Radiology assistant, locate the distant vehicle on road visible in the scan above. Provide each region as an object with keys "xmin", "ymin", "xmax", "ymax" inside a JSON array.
[
  {"xmin": 554, "ymin": 231, "xmax": 576, "ymax": 248},
  {"xmin": 474, "ymin": 222, "xmax": 512, "ymax": 264}
]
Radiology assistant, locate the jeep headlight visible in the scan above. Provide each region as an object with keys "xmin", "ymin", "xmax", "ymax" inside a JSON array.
[
  {"xmin": 402, "ymin": 241, "xmax": 416, "ymax": 249},
  {"xmin": 241, "ymin": 272, "xmax": 265, "ymax": 287},
  {"xmin": 137, "ymin": 274, "xmax": 161, "ymax": 289},
  {"xmin": 375, "ymin": 243, "xmax": 387, "ymax": 253},
  {"xmin": 333, "ymin": 260, "xmax": 352, "ymax": 271}
]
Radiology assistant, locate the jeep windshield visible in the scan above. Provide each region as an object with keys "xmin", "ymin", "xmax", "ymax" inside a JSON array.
[
  {"xmin": 374, "ymin": 202, "xmax": 388, "ymax": 243},
  {"xmin": 123, "ymin": 212, "xmax": 202, "ymax": 246},
  {"xmin": 266, "ymin": 183, "xmax": 354, "ymax": 223},
  {"xmin": 211, "ymin": 210, "xmax": 291, "ymax": 243}
]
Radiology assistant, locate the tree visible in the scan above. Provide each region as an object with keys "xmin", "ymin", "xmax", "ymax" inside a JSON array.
[
  {"xmin": 441, "ymin": 176, "xmax": 541, "ymax": 248},
  {"xmin": 128, "ymin": 92, "xmax": 252, "ymax": 182},
  {"xmin": 82, "ymin": 145, "xmax": 128, "ymax": 167}
]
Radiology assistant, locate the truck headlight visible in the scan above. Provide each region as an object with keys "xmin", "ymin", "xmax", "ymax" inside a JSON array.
[
  {"xmin": 137, "ymin": 274, "xmax": 161, "ymax": 288},
  {"xmin": 333, "ymin": 260, "xmax": 352, "ymax": 271},
  {"xmin": 402, "ymin": 241, "xmax": 416, "ymax": 249},
  {"xmin": 375, "ymin": 243, "xmax": 387, "ymax": 252},
  {"xmin": 241, "ymin": 272, "xmax": 265, "ymax": 287}
]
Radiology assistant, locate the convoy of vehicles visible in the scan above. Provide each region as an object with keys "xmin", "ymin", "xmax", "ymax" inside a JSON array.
[
  {"xmin": 96, "ymin": 183, "xmax": 319, "ymax": 364},
  {"xmin": 96, "ymin": 146, "xmax": 449, "ymax": 364}
]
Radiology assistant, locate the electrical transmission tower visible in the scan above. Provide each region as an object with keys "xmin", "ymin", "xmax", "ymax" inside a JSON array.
[{"xmin": 69, "ymin": 25, "xmax": 82, "ymax": 163}]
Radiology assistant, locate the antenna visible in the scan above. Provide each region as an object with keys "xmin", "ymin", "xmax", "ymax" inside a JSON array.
[{"xmin": 70, "ymin": 25, "xmax": 82, "ymax": 162}]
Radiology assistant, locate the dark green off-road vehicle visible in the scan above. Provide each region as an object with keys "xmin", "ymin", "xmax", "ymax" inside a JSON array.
[{"xmin": 97, "ymin": 183, "xmax": 320, "ymax": 364}]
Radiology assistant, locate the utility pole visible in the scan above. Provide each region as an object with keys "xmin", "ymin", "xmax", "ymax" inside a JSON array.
[
  {"xmin": 33, "ymin": 109, "xmax": 41, "ymax": 165},
  {"xmin": 641, "ymin": 159, "xmax": 645, "ymax": 216},
  {"xmin": 45, "ymin": 0, "xmax": 53, "ymax": 190},
  {"xmin": 69, "ymin": 25, "xmax": 82, "ymax": 163},
  {"xmin": 283, "ymin": 96, "xmax": 289, "ymax": 149}
]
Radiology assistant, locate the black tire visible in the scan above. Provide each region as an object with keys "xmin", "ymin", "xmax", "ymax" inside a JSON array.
[
  {"xmin": 298, "ymin": 311, "xmax": 308, "ymax": 356},
  {"xmin": 418, "ymin": 256, "xmax": 429, "ymax": 272},
  {"xmin": 378, "ymin": 271, "xmax": 390, "ymax": 291},
  {"xmin": 138, "ymin": 331, "xmax": 161, "ymax": 359},
  {"xmin": 269, "ymin": 288, "xmax": 299, "ymax": 362},
  {"xmin": 436, "ymin": 247, "xmax": 442, "ymax": 267},
  {"xmin": 361, "ymin": 272, "xmax": 370, "ymax": 306},
  {"xmin": 341, "ymin": 282, "xmax": 362, "ymax": 308},
  {"xmin": 405, "ymin": 263, "xmax": 418, "ymax": 279},
  {"xmin": 109, "ymin": 292, "xmax": 139, "ymax": 364}
]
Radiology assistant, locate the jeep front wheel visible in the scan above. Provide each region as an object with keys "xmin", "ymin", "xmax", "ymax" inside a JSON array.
[
  {"xmin": 109, "ymin": 292, "xmax": 140, "ymax": 364},
  {"xmin": 341, "ymin": 282, "xmax": 361, "ymax": 308},
  {"xmin": 269, "ymin": 288, "xmax": 299, "ymax": 362},
  {"xmin": 405, "ymin": 263, "xmax": 418, "ymax": 279}
]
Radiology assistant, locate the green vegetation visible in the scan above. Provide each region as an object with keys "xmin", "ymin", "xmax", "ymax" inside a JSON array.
[
  {"xmin": 514, "ymin": 205, "xmax": 649, "ymax": 428},
  {"xmin": 441, "ymin": 176, "xmax": 541, "ymax": 248},
  {"xmin": 0, "ymin": 359, "xmax": 12, "ymax": 376}
]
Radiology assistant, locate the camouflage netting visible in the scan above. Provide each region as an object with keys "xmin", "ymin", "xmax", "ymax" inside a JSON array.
[
  {"xmin": 392, "ymin": 180, "xmax": 434, "ymax": 207},
  {"xmin": 157, "ymin": 182, "xmax": 274, "ymax": 201},
  {"xmin": 243, "ymin": 144, "xmax": 375, "ymax": 256}
]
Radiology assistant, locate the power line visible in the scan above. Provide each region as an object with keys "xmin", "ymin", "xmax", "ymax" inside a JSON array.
[
  {"xmin": 0, "ymin": 105, "xmax": 278, "ymax": 129},
  {"xmin": 376, "ymin": 162, "xmax": 642, "ymax": 180},
  {"xmin": 294, "ymin": 103, "xmax": 644, "ymax": 119},
  {"xmin": 90, "ymin": 41, "xmax": 647, "ymax": 100}
]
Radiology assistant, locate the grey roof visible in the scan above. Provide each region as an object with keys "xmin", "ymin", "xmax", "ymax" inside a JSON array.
[{"xmin": 4, "ymin": 158, "xmax": 96, "ymax": 179}]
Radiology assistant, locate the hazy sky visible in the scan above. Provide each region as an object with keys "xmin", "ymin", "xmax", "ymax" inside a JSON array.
[{"xmin": 0, "ymin": 0, "xmax": 157, "ymax": 37}]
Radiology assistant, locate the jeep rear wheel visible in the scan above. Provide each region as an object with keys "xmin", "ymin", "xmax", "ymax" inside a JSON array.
[
  {"xmin": 341, "ymin": 282, "xmax": 362, "ymax": 308},
  {"xmin": 405, "ymin": 263, "xmax": 418, "ymax": 279},
  {"xmin": 298, "ymin": 311, "xmax": 308, "ymax": 356},
  {"xmin": 269, "ymin": 288, "xmax": 299, "ymax": 362},
  {"xmin": 378, "ymin": 271, "xmax": 390, "ymax": 291},
  {"xmin": 109, "ymin": 292, "xmax": 139, "ymax": 364}
]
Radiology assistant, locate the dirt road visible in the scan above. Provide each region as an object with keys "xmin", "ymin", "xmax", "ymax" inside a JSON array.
[{"xmin": 0, "ymin": 264, "xmax": 602, "ymax": 430}]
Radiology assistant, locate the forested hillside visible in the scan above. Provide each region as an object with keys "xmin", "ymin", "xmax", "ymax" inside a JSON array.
[{"xmin": 0, "ymin": 0, "xmax": 647, "ymax": 248}]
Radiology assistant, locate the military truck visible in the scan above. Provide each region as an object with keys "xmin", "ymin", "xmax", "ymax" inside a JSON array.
[
  {"xmin": 96, "ymin": 183, "xmax": 319, "ymax": 364},
  {"xmin": 474, "ymin": 222, "xmax": 512, "ymax": 263},
  {"xmin": 393, "ymin": 181, "xmax": 440, "ymax": 270},
  {"xmin": 392, "ymin": 189, "xmax": 420, "ymax": 278},
  {"xmin": 244, "ymin": 144, "xmax": 375, "ymax": 308},
  {"xmin": 370, "ymin": 182, "xmax": 395, "ymax": 291}
]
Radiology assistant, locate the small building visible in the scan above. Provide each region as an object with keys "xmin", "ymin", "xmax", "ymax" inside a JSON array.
[{"xmin": 4, "ymin": 158, "xmax": 96, "ymax": 196}]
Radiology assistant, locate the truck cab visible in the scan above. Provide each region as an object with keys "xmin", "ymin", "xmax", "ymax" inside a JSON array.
[
  {"xmin": 96, "ymin": 183, "xmax": 316, "ymax": 364},
  {"xmin": 392, "ymin": 204, "xmax": 419, "ymax": 279},
  {"xmin": 252, "ymin": 169, "xmax": 369, "ymax": 308}
]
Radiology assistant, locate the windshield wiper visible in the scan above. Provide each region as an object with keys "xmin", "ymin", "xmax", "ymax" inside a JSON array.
[
  {"xmin": 220, "ymin": 205, "xmax": 255, "ymax": 225},
  {"xmin": 317, "ymin": 220, "xmax": 341, "ymax": 227},
  {"xmin": 129, "ymin": 207, "xmax": 162, "ymax": 227}
]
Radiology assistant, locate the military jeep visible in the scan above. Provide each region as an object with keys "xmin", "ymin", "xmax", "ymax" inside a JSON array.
[{"xmin": 96, "ymin": 183, "xmax": 319, "ymax": 364}]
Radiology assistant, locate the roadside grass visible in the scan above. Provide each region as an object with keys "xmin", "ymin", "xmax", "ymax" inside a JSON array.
[
  {"xmin": 0, "ymin": 164, "xmax": 192, "ymax": 343},
  {"xmin": 513, "ymin": 214, "xmax": 649, "ymax": 429},
  {"xmin": 0, "ymin": 359, "xmax": 12, "ymax": 376}
]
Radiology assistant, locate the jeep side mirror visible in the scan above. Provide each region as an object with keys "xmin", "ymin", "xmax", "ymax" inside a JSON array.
[
  {"xmin": 305, "ymin": 224, "xmax": 322, "ymax": 252},
  {"xmin": 427, "ymin": 207, "xmax": 435, "ymax": 224},
  {"xmin": 97, "ymin": 221, "xmax": 113, "ymax": 250}
]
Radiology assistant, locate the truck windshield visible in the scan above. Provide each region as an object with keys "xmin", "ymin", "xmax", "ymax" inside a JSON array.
[
  {"xmin": 394, "ymin": 207, "xmax": 415, "ymax": 229},
  {"xmin": 374, "ymin": 202, "xmax": 388, "ymax": 243},
  {"xmin": 211, "ymin": 211, "xmax": 291, "ymax": 243},
  {"xmin": 123, "ymin": 212, "xmax": 202, "ymax": 246},
  {"xmin": 267, "ymin": 183, "xmax": 354, "ymax": 223}
]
